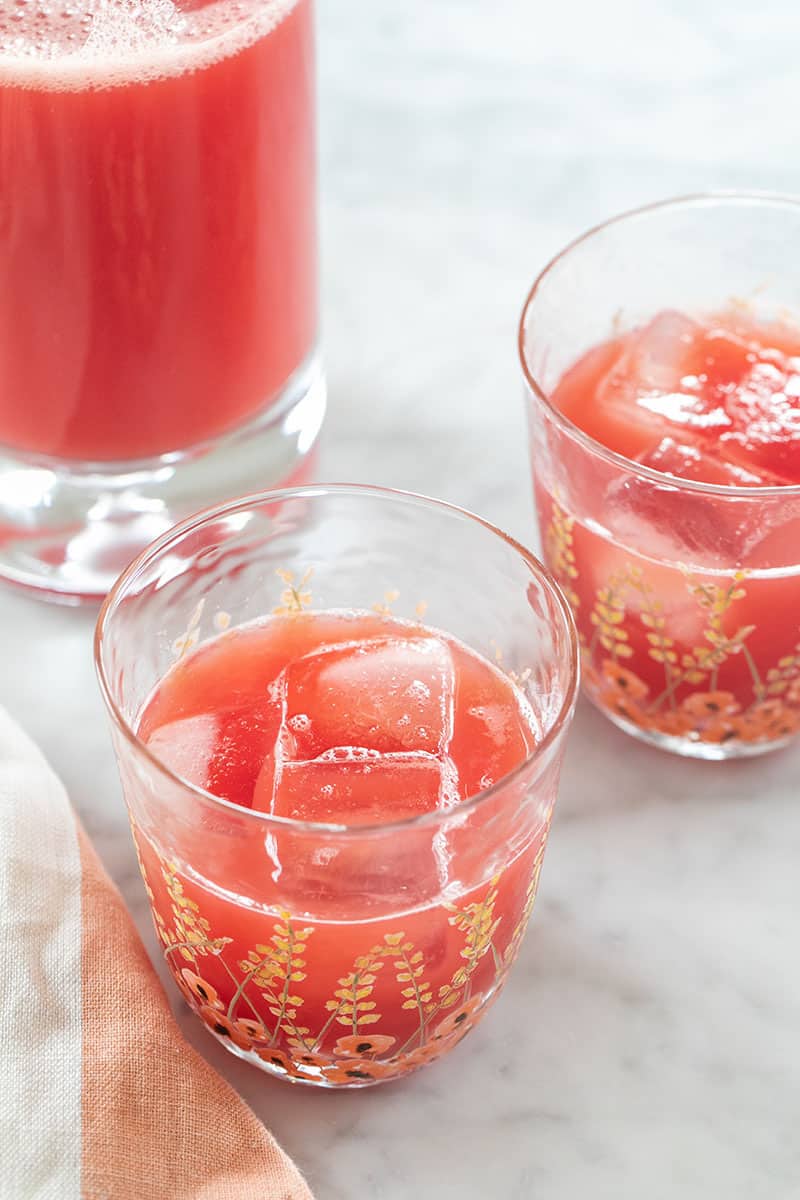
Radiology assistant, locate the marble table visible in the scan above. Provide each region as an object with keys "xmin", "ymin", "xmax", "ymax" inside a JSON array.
[{"xmin": 2, "ymin": 1, "xmax": 799, "ymax": 1195}]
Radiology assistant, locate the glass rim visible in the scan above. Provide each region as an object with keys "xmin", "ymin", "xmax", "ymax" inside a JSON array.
[
  {"xmin": 518, "ymin": 189, "xmax": 800, "ymax": 500},
  {"xmin": 95, "ymin": 482, "xmax": 580, "ymax": 837}
]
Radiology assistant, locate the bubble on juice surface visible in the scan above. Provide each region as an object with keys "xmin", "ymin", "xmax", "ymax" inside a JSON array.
[
  {"xmin": 81, "ymin": 0, "xmax": 188, "ymax": 59},
  {"xmin": 287, "ymin": 712, "xmax": 311, "ymax": 734},
  {"xmin": 467, "ymin": 703, "xmax": 512, "ymax": 748},
  {"xmin": 316, "ymin": 746, "xmax": 382, "ymax": 763},
  {"xmin": 0, "ymin": 0, "xmax": 301, "ymax": 90}
]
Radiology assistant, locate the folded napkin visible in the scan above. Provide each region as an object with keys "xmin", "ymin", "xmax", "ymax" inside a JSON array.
[{"xmin": 0, "ymin": 707, "xmax": 313, "ymax": 1200}]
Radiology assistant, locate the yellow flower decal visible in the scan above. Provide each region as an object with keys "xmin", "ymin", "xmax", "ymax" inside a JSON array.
[
  {"xmin": 540, "ymin": 495, "xmax": 800, "ymax": 749},
  {"xmin": 546, "ymin": 499, "xmax": 580, "ymax": 610},
  {"xmin": 273, "ymin": 568, "xmax": 314, "ymax": 616},
  {"xmin": 134, "ymin": 819, "xmax": 548, "ymax": 1087}
]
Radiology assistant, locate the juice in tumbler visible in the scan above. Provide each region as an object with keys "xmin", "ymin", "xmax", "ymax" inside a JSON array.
[
  {"xmin": 136, "ymin": 610, "xmax": 549, "ymax": 1084},
  {"xmin": 537, "ymin": 308, "xmax": 800, "ymax": 752}
]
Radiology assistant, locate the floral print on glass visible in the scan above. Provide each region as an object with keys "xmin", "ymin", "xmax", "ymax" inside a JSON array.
[
  {"xmin": 133, "ymin": 824, "xmax": 548, "ymax": 1087},
  {"xmin": 542, "ymin": 496, "xmax": 800, "ymax": 748}
]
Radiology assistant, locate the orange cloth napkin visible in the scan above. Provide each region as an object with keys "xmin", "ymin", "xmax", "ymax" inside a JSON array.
[{"xmin": 0, "ymin": 707, "xmax": 313, "ymax": 1200}]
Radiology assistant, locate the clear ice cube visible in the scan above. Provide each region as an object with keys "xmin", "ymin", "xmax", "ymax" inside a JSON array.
[
  {"xmin": 277, "ymin": 635, "xmax": 455, "ymax": 760},
  {"xmin": 252, "ymin": 635, "xmax": 461, "ymax": 827},
  {"xmin": 259, "ymin": 749, "xmax": 456, "ymax": 825},
  {"xmin": 638, "ymin": 436, "xmax": 770, "ymax": 487},
  {"xmin": 145, "ymin": 714, "xmax": 218, "ymax": 788},
  {"xmin": 594, "ymin": 312, "xmax": 713, "ymax": 457},
  {"xmin": 623, "ymin": 310, "xmax": 700, "ymax": 393},
  {"xmin": 719, "ymin": 358, "xmax": 800, "ymax": 484}
]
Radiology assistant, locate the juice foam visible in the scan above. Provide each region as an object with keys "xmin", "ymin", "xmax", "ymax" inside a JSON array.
[{"xmin": 0, "ymin": 0, "xmax": 298, "ymax": 89}]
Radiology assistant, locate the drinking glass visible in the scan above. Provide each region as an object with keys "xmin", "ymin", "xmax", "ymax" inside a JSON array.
[
  {"xmin": 0, "ymin": 0, "xmax": 323, "ymax": 601},
  {"xmin": 95, "ymin": 484, "xmax": 578, "ymax": 1087},
  {"xmin": 520, "ymin": 193, "xmax": 800, "ymax": 759}
]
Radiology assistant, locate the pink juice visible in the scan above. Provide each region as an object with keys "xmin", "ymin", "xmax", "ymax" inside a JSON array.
[
  {"xmin": 0, "ymin": 0, "xmax": 316, "ymax": 461},
  {"xmin": 536, "ymin": 309, "xmax": 800, "ymax": 750},
  {"xmin": 135, "ymin": 610, "xmax": 549, "ymax": 1084},
  {"xmin": 556, "ymin": 309, "xmax": 800, "ymax": 486}
]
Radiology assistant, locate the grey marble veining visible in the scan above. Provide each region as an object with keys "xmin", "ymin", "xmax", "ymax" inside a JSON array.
[{"xmin": 1, "ymin": 1, "xmax": 799, "ymax": 1196}]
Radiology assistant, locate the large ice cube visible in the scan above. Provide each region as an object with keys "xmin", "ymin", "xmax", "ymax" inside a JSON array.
[
  {"xmin": 145, "ymin": 702, "xmax": 280, "ymax": 806},
  {"xmin": 623, "ymin": 310, "xmax": 701, "ymax": 393},
  {"xmin": 692, "ymin": 327, "xmax": 754, "ymax": 395},
  {"xmin": 253, "ymin": 748, "xmax": 457, "ymax": 825},
  {"xmin": 743, "ymin": 512, "xmax": 800, "ymax": 569},
  {"xmin": 277, "ymin": 635, "xmax": 455, "ymax": 760},
  {"xmin": 251, "ymin": 747, "xmax": 458, "ymax": 906},
  {"xmin": 592, "ymin": 311, "xmax": 706, "ymax": 459},
  {"xmin": 145, "ymin": 714, "xmax": 218, "ymax": 788},
  {"xmin": 719, "ymin": 357, "xmax": 800, "ymax": 484},
  {"xmin": 606, "ymin": 466, "xmax": 742, "ymax": 570},
  {"xmin": 638, "ymin": 436, "xmax": 772, "ymax": 487}
]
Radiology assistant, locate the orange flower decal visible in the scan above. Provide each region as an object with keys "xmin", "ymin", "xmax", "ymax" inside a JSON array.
[
  {"xmin": 389, "ymin": 1040, "xmax": 445, "ymax": 1072},
  {"xmin": 697, "ymin": 717, "xmax": 739, "ymax": 744},
  {"xmin": 144, "ymin": 830, "xmax": 527, "ymax": 1087},
  {"xmin": 234, "ymin": 1017, "xmax": 268, "ymax": 1043},
  {"xmin": 334, "ymin": 1034, "xmax": 397, "ymax": 1058},
  {"xmin": 198, "ymin": 1006, "xmax": 253, "ymax": 1050},
  {"xmin": 738, "ymin": 700, "xmax": 800, "ymax": 741},
  {"xmin": 324, "ymin": 1060, "xmax": 398, "ymax": 1085},
  {"xmin": 681, "ymin": 691, "xmax": 740, "ymax": 719},
  {"xmin": 600, "ymin": 660, "xmax": 649, "ymax": 701},
  {"xmin": 257, "ymin": 1047, "xmax": 318, "ymax": 1079},
  {"xmin": 602, "ymin": 690, "xmax": 648, "ymax": 726},
  {"xmin": 257, "ymin": 1047, "xmax": 295, "ymax": 1072},
  {"xmin": 433, "ymin": 994, "xmax": 484, "ymax": 1040},
  {"xmin": 656, "ymin": 710, "xmax": 696, "ymax": 737},
  {"xmin": 180, "ymin": 969, "xmax": 222, "ymax": 1010}
]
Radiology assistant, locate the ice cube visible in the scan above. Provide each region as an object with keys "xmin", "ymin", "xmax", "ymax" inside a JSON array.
[
  {"xmin": 625, "ymin": 310, "xmax": 701, "ymax": 392},
  {"xmin": 591, "ymin": 311, "xmax": 704, "ymax": 459},
  {"xmin": 743, "ymin": 512, "xmax": 800, "ymax": 569},
  {"xmin": 251, "ymin": 749, "xmax": 458, "ymax": 906},
  {"xmin": 607, "ymin": 468, "xmax": 741, "ymax": 569},
  {"xmin": 670, "ymin": 329, "xmax": 800, "ymax": 483},
  {"xmin": 253, "ymin": 749, "xmax": 455, "ymax": 825},
  {"xmin": 203, "ymin": 703, "xmax": 281, "ymax": 806},
  {"xmin": 626, "ymin": 434, "xmax": 800, "ymax": 572},
  {"xmin": 276, "ymin": 636, "xmax": 455, "ymax": 760},
  {"xmin": 638, "ymin": 436, "xmax": 773, "ymax": 487},
  {"xmin": 145, "ymin": 714, "xmax": 219, "ymax": 789},
  {"xmin": 724, "ymin": 435, "xmax": 800, "ymax": 485},
  {"xmin": 692, "ymin": 327, "xmax": 754, "ymax": 395},
  {"xmin": 719, "ymin": 357, "xmax": 800, "ymax": 484}
]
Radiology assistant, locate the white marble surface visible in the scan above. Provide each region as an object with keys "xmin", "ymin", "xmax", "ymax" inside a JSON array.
[{"xmin": 2, "ymin": 1, "xmax": 800, "ymax": 1196}]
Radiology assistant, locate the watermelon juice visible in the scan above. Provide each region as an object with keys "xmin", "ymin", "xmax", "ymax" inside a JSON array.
[
  {"xmin": 0, "ymin": 0, "xmax": 316, "ymax": 462},
  {"xmin": 532, "ymin": 308, "xmax": 800, "ymax": 756},
  {"xmin": 132, "ymin": 609, "xmax": 554, "ymax": 1086}
]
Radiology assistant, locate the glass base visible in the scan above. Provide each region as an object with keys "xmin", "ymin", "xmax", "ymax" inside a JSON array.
[
  {"xmin": 594, "ymin": 696, "xmax": 798, "ymax": 760},
  {"xmin": 209, "ymin": 1032, "xmax": 401, "ymax": 1089},
  {"xmin": 0, "ymin": 352, "xmax": 325, "ymax": 604}
]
